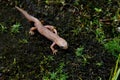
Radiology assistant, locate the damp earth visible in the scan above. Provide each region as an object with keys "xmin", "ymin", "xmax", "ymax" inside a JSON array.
[{"xmin": 0, "ymin": 0, "xmax": 120, "ymax": 80}]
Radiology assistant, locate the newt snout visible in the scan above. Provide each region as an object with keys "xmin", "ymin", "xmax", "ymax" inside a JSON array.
[{"xmin": 55, "ymin": 38, "xmax": 68, "ymax": 50}]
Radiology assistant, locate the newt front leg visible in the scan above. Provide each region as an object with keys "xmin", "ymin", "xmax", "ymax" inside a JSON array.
[
  {"xmin": 44, "ymin": 25, "xmax": 58, "ymax": 54},
  {"xmin": 29, "ymin": 27, "xmax": 37, "ymax": 35},
  {"xmin": 50, "ymin": 42, "xmax": 58, "ymax": 54}
]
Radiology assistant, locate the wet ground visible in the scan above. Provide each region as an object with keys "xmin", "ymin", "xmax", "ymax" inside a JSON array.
[{"xmin": 0, "ymin": 0, "xmax": 119, "ymax": 80}]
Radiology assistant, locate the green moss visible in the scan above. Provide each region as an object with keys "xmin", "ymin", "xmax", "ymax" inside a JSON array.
[
  {"xmin": 75, "ymin": 46, "xmax": 84, "ymax": 57},
  {"xmin": 0, "ymin": 23, "xmax": 7, "ymax": 33},
  {"xmin": 43, "ymin": 62, "xmax": 68, "ymax": 80},
  {"xmin": 10, "ymin": 23, "xmax": 21, "ymax": 34},
  {"xmin": 104, "ymin": 38, "xmax": 120, "ymax": 57}
]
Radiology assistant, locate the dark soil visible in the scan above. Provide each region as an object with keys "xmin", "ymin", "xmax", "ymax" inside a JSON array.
[{"xmin": 0, "ymin": 0, "xmax": 119, "ymax": 80}]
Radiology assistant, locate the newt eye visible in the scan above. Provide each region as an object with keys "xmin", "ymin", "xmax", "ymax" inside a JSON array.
[{"xmin": 60, "ymin": 46, "xmax": 68, "ymax": 49}]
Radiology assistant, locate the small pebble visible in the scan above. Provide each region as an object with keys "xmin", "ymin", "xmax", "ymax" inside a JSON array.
[
  {"xmin": 117, "ymin": 27, "xmax": 120, "ymax": 32},
  {"xmin": 0, "ymin": 73, "xmax": 2, "ymax": 76}
]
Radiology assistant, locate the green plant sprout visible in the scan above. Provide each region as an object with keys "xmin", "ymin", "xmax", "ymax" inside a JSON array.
[
  {"xmin": 95, "ymin": 27, "xmax": 105, "ymax": 44},
  {"xmin": 96, "ymin": 62, "xmax": 103, "ymax": 67},
  {"xmin": 94, "ymin": 8, "xmax": 102, "ymax": 13},
  {"xmin": 71, "ymin": 26, "xmax": 82, "ymax": 36},
  {"xmin": 11, "ymin": 23, "xmax": 21, "ymax": 34},
  {"xmin": 75, "ymin": 46, "xmax": 88, "ymax": 65},
  {"xmin": 19, "ymin": 39, "xmax": 28, "ymax": 44},
  {"xmin": 73, "ymin": 0, "xmax": 80, "ymax": 6},
  {"xmin": 112, "ymin": 7, "xmax": 120, "ymax": 22},
  {"xmin": 75, "ymin": 46, "xmax": 84, "ymax": 57},
  {"xmin": 109, "ymin": 54, "xmax": 120, "ymax": 80},
  {"xmin": 104, "ymin": 38, "xmax": 120, "ymax": 57},
  {"xmin": 91, "ymin": 19, "xmax": 105, "ymax": 44},
  {"xmin": 0, "ymin": 23, "xmax": 7, "ymax": 33},
  {"xmin": 43, "ymin": 62, "xmax": 68, "ymax": 80},
  {"xmin": 45, "ymin": 0, "xmax": 65, "ymax": 5}
]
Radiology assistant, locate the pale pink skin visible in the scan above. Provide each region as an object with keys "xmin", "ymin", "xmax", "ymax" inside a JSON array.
[{"xmin": 16, "ymin": 6, "xmax": 68, "ymax": 54}]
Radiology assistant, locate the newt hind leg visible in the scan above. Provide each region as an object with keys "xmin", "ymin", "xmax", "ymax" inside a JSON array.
[{"xmin": 29, "ymin": 27, "xmax": 37, "ymax": 35}]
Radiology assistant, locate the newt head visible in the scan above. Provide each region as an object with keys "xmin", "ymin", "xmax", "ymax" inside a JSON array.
[{"xmin": 55, "ymin": 38, "xmax": 68, "ymax": 49}]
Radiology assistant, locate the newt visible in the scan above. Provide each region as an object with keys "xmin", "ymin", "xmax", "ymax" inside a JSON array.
[{"xmin": 15, "ymin": 6, "xmax": 68, "ymax": 54}]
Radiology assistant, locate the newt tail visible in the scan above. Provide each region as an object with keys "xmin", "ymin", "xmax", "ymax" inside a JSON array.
[{"xmin": 15, "ymin": 6, "xmax": 41, "ymax": 24}]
